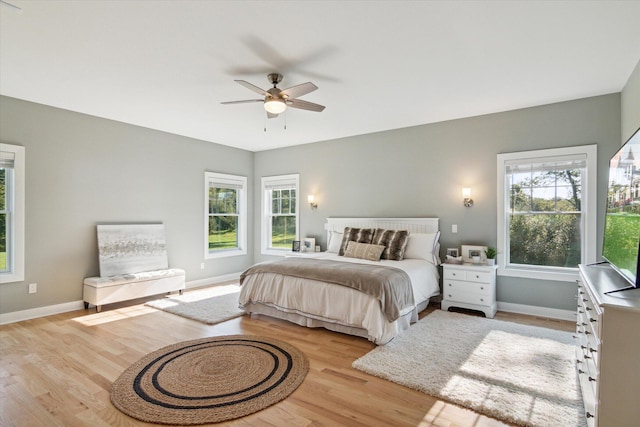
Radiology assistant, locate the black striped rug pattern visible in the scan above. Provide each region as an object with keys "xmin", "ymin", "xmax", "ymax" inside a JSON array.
[{"xmin": 111, "ymin": 335, "xmax": 309, "ymax": 425}]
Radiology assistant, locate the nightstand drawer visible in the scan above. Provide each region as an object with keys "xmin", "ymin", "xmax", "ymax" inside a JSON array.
[
  {"xmin": 444, "ymin": 287, "xmax": 492, "ymax": 306},
  {"xmin": 443, "ymin": 269, "xmax": 466, "ymax": 281},
  {"xmin": 444, "ymin": 280, "xmax": 492, "ymax": 297},
  {"xmin": 443, "ymin": 268, "xmax": 491, "ymax": 283},
  {"xmin": 465, "ymin": 271, "xmax": 492, "ymax": 283}
]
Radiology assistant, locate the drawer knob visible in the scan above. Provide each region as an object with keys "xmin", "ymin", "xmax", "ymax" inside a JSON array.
[
  {"xmin": 585, "ymin": 307, "xmax": 592, "ymax": 311},
  {"xmin": 448, "ymin": 294, "xmax": 452, "ymax": 298},
  {"xmin": 586, "ymin": 412, "xmax": 594, "ymax": 419},
  {"xmin": 588, "ymin": 376, "xmax": 596, "ymax": 382},
  {"xmin": 476, "ymin": 275, "xmax": 480, "ymax": 279},
  {"xmin": 480, "ymin": 298, "xmax": 484, "ymax": 302},
  {"xmin": 578, "ymin": 369, "xmax": 585, "ymax": 374},
  {"xmin": 589, "ymin": 348, "xmax": 597, "ymax": 353},
  {"xmin": 480, "ymin": 286, "xmax": 484, "ymax": 290},
  {"xmin": 590, "ymin": 318, "xmax": 597, "ymax": 323},
  {"xmin": 448, "ymin": 283, "xmax": 452, "ymax": 287},
  {"xmin": 584, "ymin": 330, "xmax": 591, "ymax": 335},
  {"xmin": 452, "ymin": 273, "xmax": 457, "ymax": 276}
]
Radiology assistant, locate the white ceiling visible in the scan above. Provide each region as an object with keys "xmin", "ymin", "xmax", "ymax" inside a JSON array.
[{"xmin": 1, "ymin": 1, "xmax": 639, "ymax": 152}]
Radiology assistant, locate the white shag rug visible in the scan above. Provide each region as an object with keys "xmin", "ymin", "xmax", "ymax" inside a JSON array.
[
  {"xmin": 146, "ymin": 284, "xmax": 245, "ymax": 325},
  {"xmin": 352, "ymin": 310, "xmax": 585, "ymax": 427}
]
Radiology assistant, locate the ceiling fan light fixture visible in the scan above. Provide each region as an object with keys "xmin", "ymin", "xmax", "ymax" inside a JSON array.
[{"xmin": 264, "ymin": 98, "xmax": 286, "ymax": 114}]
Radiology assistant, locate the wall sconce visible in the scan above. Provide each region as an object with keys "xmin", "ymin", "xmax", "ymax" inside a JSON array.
[
  {"xmin": 307, "ymin": 195, "xmax": 318, "ymax": 209},
  {"xmin": 462, "ymin": 188, "xmax": 474, "ymax": 207}
]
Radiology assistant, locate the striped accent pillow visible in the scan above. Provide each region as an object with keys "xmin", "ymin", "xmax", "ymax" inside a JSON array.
[
  {"xmin": 372, "ymin": 228, "xmax": 410, "ymax": 261},
  {"xmin": 338, "ymin": 227, "xmax": 375, "ymax": 256},
  {"xmin": 344, "ymin": 241, "xmax": 385, "ymax": 261}
]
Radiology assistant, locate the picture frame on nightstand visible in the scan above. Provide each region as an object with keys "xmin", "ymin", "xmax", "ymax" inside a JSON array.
[
  {"xmin": 292, "ymin": 240, "xmax": 301, "ymax": 252},
  {"xmin": 446, "ymin": 248, "xmax": 459, "ymax": 258},
  {"xmin": 303, "ymin": 238, "xmax": 316, "ymax": 252},
  {"xmin": 461, "ymin": 245, "xmax": 487, "ymax": 263}
]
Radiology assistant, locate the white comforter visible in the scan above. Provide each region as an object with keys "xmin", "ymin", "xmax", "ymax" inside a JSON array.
[{"xmin": 239, "ymin": 253, "xmax": 440, "ymax": 344}]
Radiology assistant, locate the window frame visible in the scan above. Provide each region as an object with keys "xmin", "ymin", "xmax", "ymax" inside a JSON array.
[
  {"xmin": 261, "ymin": 174, "xmax": 300, "ymax": 256},
  {"xmin": 204, "ymin": 172, "xmax": 247, "ymax": 259},
  {"xmin": 0, "ymin": 144, "xmax": 25, "ymax": 283},
  {"xmin": 497, "ymin": 144, "xmax": 597, "ymax": 282}
]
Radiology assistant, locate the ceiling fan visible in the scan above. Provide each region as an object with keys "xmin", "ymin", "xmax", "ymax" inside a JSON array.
[{"xmin": 222, "ymin": 73, "xmax": 325, "ymax": 118}]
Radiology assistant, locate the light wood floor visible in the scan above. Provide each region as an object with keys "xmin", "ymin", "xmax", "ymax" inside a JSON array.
[{"xmin": 0, "ymin": 289, "xmax": 575, "ymax": 427}]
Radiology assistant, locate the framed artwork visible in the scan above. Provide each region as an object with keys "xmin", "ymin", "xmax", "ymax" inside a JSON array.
[
  {"xmin": 461, "ymin": 245, "xmax": 487, "ymax": 263},
  {"xmin": 446, "ymin": 248, "xmax": 459, "ymax": 258},
  {"xmin": 292, "ymin": 240, "xmax": 301, "ymax": 252},
  {"xmin": 303, "ymin": 238, "xmax": 316, "ymax": 252},
  {"xmin": 97, "ymin": 223, "xmax": 168, "ymax": 277}
]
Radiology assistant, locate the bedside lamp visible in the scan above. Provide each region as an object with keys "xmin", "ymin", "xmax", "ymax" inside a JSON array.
[
  {"xmin": 463, "ymin": 188, "xmax": 473, "ymax": 207},
  {"xmin": 308, "ymin": 195, "xmax": 318, "ymax": 209}
]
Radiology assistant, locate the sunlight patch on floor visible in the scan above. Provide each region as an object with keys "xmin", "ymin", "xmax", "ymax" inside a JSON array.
[
  {"xmin": 72, "ymin": 304, "xmax": 158, "ymax": 326},
  {"xmin": 153, "ymin": 284, "xmax": 240, "ymax": 308},
  {"xmin": 419, "ymin": 400, "xmax": 503, "ymax": 426}
]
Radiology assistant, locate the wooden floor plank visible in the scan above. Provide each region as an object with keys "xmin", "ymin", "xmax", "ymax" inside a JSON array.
[{"xmin": 0, "ymin": 289, "xmax": 574, "ymax": 426}]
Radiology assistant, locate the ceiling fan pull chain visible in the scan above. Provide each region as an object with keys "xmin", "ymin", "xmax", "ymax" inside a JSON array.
[{"xmin": 284, "ymin": 110, "xmax": 287, "ymax": 130}]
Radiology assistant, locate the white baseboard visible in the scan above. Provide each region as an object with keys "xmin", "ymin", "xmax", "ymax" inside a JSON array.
[
  {"xmin": 0, "ymin": 301, "xmax": 86, "ymax": 325},
  {"xmin": 186, "ymin": 272, "xmax": 241, "ymax": 289},
  {"xmin": 497, "ymin": 301, "xmax": 576, "ymax": 321},
  {"xmin": 0, "ymin": 272, "xmax": 243, "ymax": 325}
]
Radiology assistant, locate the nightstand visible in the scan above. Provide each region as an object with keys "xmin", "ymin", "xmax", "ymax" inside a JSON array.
[
  {"xmin": 441, "ymin": 263, "xmax": 498, "ymax": 318},
  {"xmin": 284, "ymin": 251, "xmax": 324, "ymax": 258}
]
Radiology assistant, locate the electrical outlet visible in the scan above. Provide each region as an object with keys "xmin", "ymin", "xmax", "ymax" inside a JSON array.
[
  {"xmin": 452, "ymin": 224, "xmax": 458, "ymax": 233},
  {"xmin": 200, "ymin": 262, "xmax": 205, "ymax": 269},
  {"xmin": 28, "ymin": 283, "xmax": 37, "ymax": 294}
]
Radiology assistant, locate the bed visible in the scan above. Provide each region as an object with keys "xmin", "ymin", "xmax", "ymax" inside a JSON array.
[{"xmin": 239, "ymin": 218, "xmax": 441, "ymax": 344}]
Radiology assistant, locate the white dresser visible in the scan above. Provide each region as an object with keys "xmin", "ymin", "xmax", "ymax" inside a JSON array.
[
  {"xmin": 576, "ymin": 264, "xmax": 640, "ymax": 427},
  {"xmin": 441, "ymin": 263, "xmax": 498, "ymax": 318}
]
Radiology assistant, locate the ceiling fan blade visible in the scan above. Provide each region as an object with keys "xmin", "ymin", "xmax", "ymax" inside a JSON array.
[
  {"xmin": 235, "ymin": 80, "xmax": 268, "ymax": 96},
  {"xmin": 221, "ymin": 99, "xmax": 263, "ymax": 105},
  {"xmin": 280, "ymin": 82, "xmax": 318, "ymax": 99},
  {"xmin": 287, "ymin": 98, "xmax": 325, "ymax": 112}
]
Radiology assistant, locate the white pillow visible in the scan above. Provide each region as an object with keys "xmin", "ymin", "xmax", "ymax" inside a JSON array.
[
  {"xmin": 327, "ymin": 231, "xmax": 343, "ymax": 253},
  {"xmin": 403, "ymin": 232, "xmax": 440, "ymax": 264}
]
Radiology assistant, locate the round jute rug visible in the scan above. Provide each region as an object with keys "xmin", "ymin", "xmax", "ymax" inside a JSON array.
[{"xmin": 110, "ymin": 335, "xmax": 309, "ymax": 425}]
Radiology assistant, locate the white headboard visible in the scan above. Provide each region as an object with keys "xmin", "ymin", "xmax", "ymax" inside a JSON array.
[{"xmin": 325, "ymin": 217, "xmax": 439, "ymax": 237}]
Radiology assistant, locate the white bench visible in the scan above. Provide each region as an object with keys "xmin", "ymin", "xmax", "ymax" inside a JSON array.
[
  {"xmin": 83, "ymin": 268, "xmax": 185, "ymax": 312},
  {"xmin": 83, "ymin": 223, "xmax": 185, "ymax": 312}
]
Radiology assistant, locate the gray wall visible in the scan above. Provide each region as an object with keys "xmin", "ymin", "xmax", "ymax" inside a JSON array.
[
  {"xmin": 2, "ymin": 86, "xmax": 637, "ymax": 316},
  {"xmin": 622, "ymin": 58, "xmax": 640, "ymax": 142},
  {"xmin": 0, "ymin": 96, "xmax": 254, "ymax": 314},
  {"xmin": 254, "ymin": 94, "xmax": 623, "ymax": 311}
]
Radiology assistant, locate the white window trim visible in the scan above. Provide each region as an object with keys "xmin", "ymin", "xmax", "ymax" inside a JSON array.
[
  {"xmin": 497, "ymin": 144, "xmax": 597, "ymax": 282},
  {"xmin": 204, "ymin": 172, "xmax": 247, "ymax": 259},
  {"xmin": 261, "ymin": 174, "xmax": 299, "ymax": 256},
  {"xmin": 1, "ymin": 144, "xmax": 25, "ymax": 283}
]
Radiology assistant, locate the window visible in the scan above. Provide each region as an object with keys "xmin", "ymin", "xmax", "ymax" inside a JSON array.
[
  {"xmin": 1, "ymin": 144, "xmax": 25, "ymax": 283},
  {"xmin": 204, "ymin": 172, "xmax": 247, "ymax": 259},
  {"xmin": 261, "ymin": 174, "xmax": 299, "ymax": 255},
  {"xmin": 497, "ymin": 145, "xmax": 597, "ymax": 282}
]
